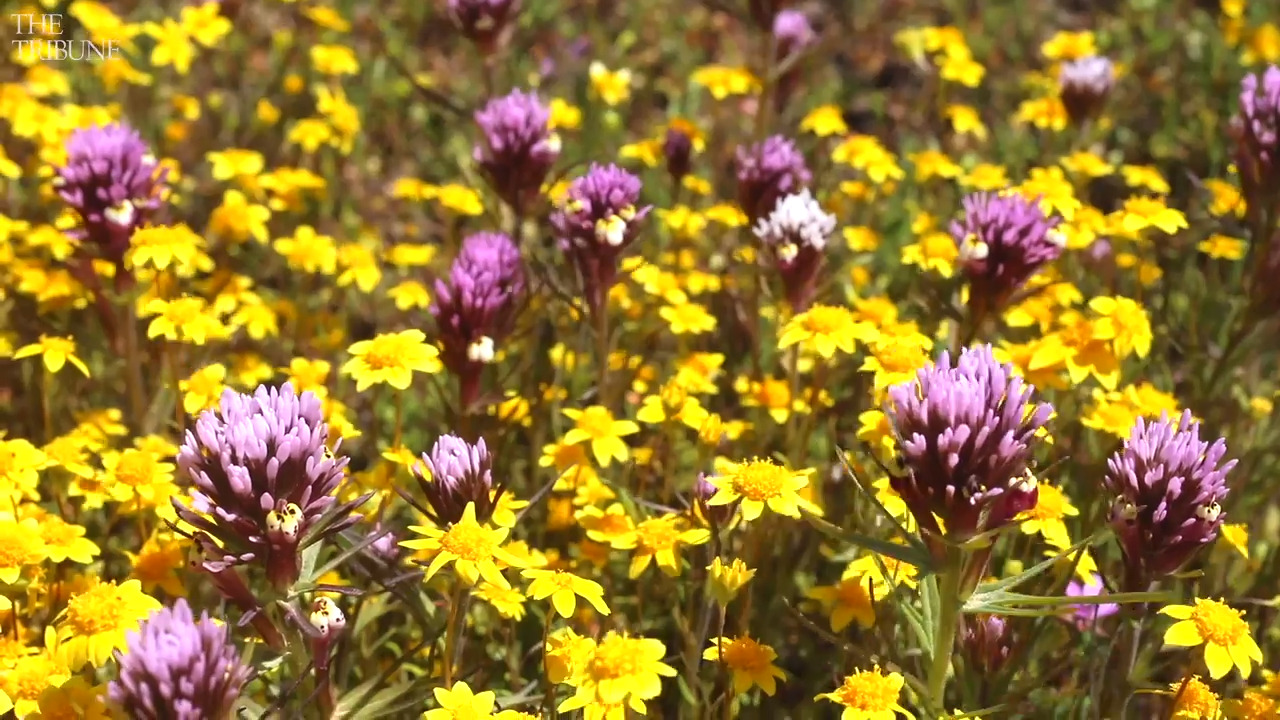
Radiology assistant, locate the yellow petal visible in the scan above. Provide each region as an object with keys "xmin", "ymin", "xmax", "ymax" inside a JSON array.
[{"xmin": 1162, "ymin": 620, "xmax": 1203, "ymax": 647}]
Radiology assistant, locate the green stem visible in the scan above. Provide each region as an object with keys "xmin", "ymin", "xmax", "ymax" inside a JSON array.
[
  {"xmin": 393, "ymin": 390, "xmax": 404, "ymax": 448},
  {"xmin": 443, "ymin": 580, "xmax": 464, "ymax": 686},
  {"xmin": 541, "ymin": 609, "xmax": 558, "ymax": 718},
  {"xmin": 40, "ymin": 367, "xmax": 52, "ymax": 442},
  {"xmin": 595, "ymin": 302, "xmax": 611, "ymax": 411},
  {"xmin": 927, "ymin": 559, "xmax": 964, "ymax": 710},
  {"xmin": 120, "ymin": 298, "xmax": 147, "ymax": 434}
]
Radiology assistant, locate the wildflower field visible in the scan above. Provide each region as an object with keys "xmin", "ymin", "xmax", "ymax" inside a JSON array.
[{"xmin": 8, "ymin": 0, "xmax": 1280, "ymax": 717}]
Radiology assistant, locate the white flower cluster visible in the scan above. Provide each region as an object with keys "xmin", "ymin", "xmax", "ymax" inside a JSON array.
[{"xmin": 753, "ymin": 189, "xmax": 836, "ymax": 259}]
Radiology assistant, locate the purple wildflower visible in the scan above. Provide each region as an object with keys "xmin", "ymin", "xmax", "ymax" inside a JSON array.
[
  {"xmin": 663, "ymin": 126, "xmax": 694, "ymax": 184},
  {"xmin": 551, "ymin": 163, "xmax": 651, "ymax": 315},
  {"xmin": 473, "ymin": 90, "xmax": 560, "ymax": 217},
  {"xmin": 1232, "ymin": 66, "xmax": 1280, "ymax": 230},
  {"xmin": 1104, "ymin": 410, "xmax": 1235, "ymax": 589},
  {"xmin": 432, "ymin": 232, "xmax": 525, "ymax": 410},
  {"xmin": 55, "ymin": 123, "xmax": 169, "ymax": 272},
  {"xmin": 410, "ymin": 434, "xmax": 503, "ymax": 526},
  {"xmin": 753, "ymin": 189, "xmax": 836, "ymax": 312},
  {"xmin": 108, "ymin": 599, "xmax": 251, "ymax": 720},
  {"xmin": 1065, "ymin": 573, "xmax": 1119, "ymax": 631},
  {"xmin": 694, "ymin": 472, "xmax": 738, "ymax": 529},
  {"xmin": 962, "ymin": 615, "xmax": 1013, "ymax": 675},
  {"xmin": 773, "ymin": 10, "xmax": 816, "ymax": 57},
  {"xmin": 447, "ymin": 0, "xmax": 521, "ymax": 53},
  {"xmin": 951, "ymin": 191, "xmax": 1064, "ymax": 318},
  {"xmin": 735, "ymin": 135, "xmax": 811, "ymax": 226},
  {"xmin": 1057, "ymin": 55, "xmax": 1115, "ymax": 125},
  {"xmin": 886, "ymin": 344, "xmax": 1052, "ymax": 543},
  {"xmin": 174, "ymin": 383, "xmax": 368, "ymax": 590}
]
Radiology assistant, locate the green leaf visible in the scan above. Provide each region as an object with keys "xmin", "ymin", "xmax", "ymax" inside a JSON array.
[
  {"xmin": 297, "ymin": 540, "xmax": 322, "ymax": 586},
  {"xmin": 964, "ymin": 588, "xmax": 1178, "ymax": 615},
  {"xmin": 801, "ymin": 508, "xmax": 935, "ymax": 575},
  {"xmin": 973, "ymin": 529, "xmax": 1109, "ymax": 596}
]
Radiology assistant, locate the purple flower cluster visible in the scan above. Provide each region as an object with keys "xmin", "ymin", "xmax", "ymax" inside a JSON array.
[
  {"xmin": 108, "ymin": 600, "xmax": 251, "ymax": 720},
  {"xmin": 1057, "ymin": 55, "xmax": 1115, "ymax": 124},
  {"xmin": 551, "ymin": 163, "xmax": 651, "ymax": 315},
  {"xmin": 754, "ymin": 189, "xmax": 835, "ymax": 312},
  {"xmin": 448, "ymin": 0, "xmax": 521, "ymax": 53},
  {"xmin": 432, "ymin": 232, "xmax": 526, "ymax": 410},
  {"xmin": 1104, "ymin": 410, "xmax": 1234, "ymax": 589},
  {"xmin": 735, "ymin": 135, "xmax": 811, "ymax": 226},
  {"xmin": 886, "ymin": 344, "xmax": 1052, "ymax": 543},
  {"xmin": 174, "ymin": 383, "xmax": 367, "ymax": 590},
  {"xmin": 474, "ymin": 90, "xmax": 560, "ymax": 217},
  {"xmin": 1231, "ymin": 66, "xmax": 1280, "ymax": 224},
  {"xmin": 55, "ymin": 123, "xmax": 169, "ymax": 271},
  {"xmin": 694, "ymin": 472, "xmax": 737, "ymax": 529},
  {"xmin": 962, "ymin": 615, "xmax": 1013, "ymax": 675},
  {"xmin": 951, "ymin": 191, "xmax": 1064, "ymax": 317},
  {"xmin": 410, "ymin": 434, "xmax": 504, "ymax": 526}
]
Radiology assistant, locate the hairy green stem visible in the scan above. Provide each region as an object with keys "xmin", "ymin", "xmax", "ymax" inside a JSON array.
[{"xmin": 927, "ymin": 557, "xmax": 964, "ymax": 710}]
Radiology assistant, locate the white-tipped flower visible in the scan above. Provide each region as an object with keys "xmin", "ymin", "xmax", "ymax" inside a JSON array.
[
  {"xmin": 467, "ymin": 335, "xmax": 496, "ymax": 363},
  {"xmin": 753, "ymin": 189, "xmax": 836, "ymax": 253}
]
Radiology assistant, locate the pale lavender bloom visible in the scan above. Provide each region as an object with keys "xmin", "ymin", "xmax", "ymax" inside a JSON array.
[
  {"xmin": 551, "ymin": 163, "xmax": 651, "ymax": 314},
  {"xmin": 109, "ymin": 600, "xmax": 251, "ymax": 720},
  {"xmin": 951, "ymin": 191, "xmax": 1064, "ymax": 316},
  {"xmin": 1065, "ymin": 573, "xmax": 1119, "ymax": 630},
  {"xmin": 448, "ymin": 0, "xmax": 521, "ymax": 52},
  {"xmin": 753, "ymin": 189, "xmax": 835, "ymax": 312},
  {"xmin": 174, "ymin": 383, "xmax": 367, "ymax": 589},
  {"xmin": 411, "ymin": 434, "xmax": 503, "ymax": 526},
  {"xmin": 55, "ymin": 123, "xmax": 169, "ymax": 268},
  {"xmin": 474, "ymin": 90, "xmax": 560, "ymax": 217},
  {"xmin": 1104, "ymin": 410, "xmax": 1235, "ymax": 589},
  {"xmin": 1231, "ymin": 66, "xmax": 1280, "ymax": 222},
  {"xmin": 433, "ymin": 232, "xmax": 525, "ymax": 409},
  {"xmin": 1058, "ymin": 55, "xmax": 1115, "ymax": 124},
  {"xmin": 772, "ymin": 10, "xmax": 816, "ymax": 57},
  {"xmin": 886, "ymin": 344, "xmax": 1052, "ymax": 541},
  {"xmin": 735, "ymin": 135, "xmax": 811, "ymax": 225}
]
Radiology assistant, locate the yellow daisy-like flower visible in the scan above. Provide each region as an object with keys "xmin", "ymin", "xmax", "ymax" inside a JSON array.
[
  {"xmin": 474, "ymin": 582, "xmax": 527, "ymax": 621},
  {"xmin": 777, "ymin": 305, "xmax": 870, "ymax": 359},
  {"xmin": 706, "ymin": 457, "xmax": 811, "ymax": 521},
  {"xmin": 522, "ymin": 568, "xmax": 611, "ymax": 618},
  {"xmin": 561, "ymin": 406, "xmax": 640, "ymax": 467},
  {"xmin": 54, "ymin": 578, "xmax": 162, "ymax": 669},
  {"xmin": 817, "ymin": 665, "xmax": 911, "ymax": 719},
  {"xmin": 401, "ymin": 503, "xmax": 524, "ymax": 588},
  {"xmin": 703, "ymin": 635, "xmax": 787, "ymax": 696},
  {"xmin": 341, "ymin": 329, "xmax": 441, "ymax": 391},
  {"xmin": 124, "ymin": 223, "xmax": 210, "ymax": 274},
  {"xmin": 424, "ymin": 681, "xmax": 495, "ymax": 720},
  {"xmin": 1, "ymin": 651, "xmax": 70, "ymax": 719},
  {"xmin": 12, "ymin": 335, "xmax": 90, "ymax": 376},
  {"xmin": 1161, "ymin": 598, "xmax": 1263, "ymax": 680},
  {"xmin": 611, "ymin": 513, "xmax": 710, "ymax": 579},
  {"xmin": 1014, "ymin": 482, "xmax": 1078, "ymax": 549},
  {"xmin": 707, "ymin": 557, "xmax": 755, "ymax": 606},
  {"xmin": 806, "ymin": 574, "xmax": 878, "ymax": 632},
  {"xmin": 0, "ymin": 515, "xmax": 48, "ymax": 583},
  {"xmin": 557, "ymin": 632, "xmax": 677, "ymax": 714}
]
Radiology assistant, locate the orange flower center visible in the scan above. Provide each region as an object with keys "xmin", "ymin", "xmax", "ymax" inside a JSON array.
[
  {"xmin": 589, "ymin": 636, "xmax": 645, "ymax": 680},
  {"xmin": 112, "ymin": 452, "xmax": 156, "ymax": 488},
  {"xmin": 6, "ymin": 655, "xmax": 62, "ymax": 701},
  {"xmin": 800, "ymin": 306, "xmax": 851, "ymax": 336},
  {"xmin": 63, "ymin": 582, "xmax": 133, "ymax": 635},
  {"xmin": 361, "ymin": 337, "xmax": 408, "ymax": 370},
  {"xmin": 633, "ymin": 520, "xmax": 680, "ymax": 552},
  {"xmin": 440, "ymin": 521, "xmax": 496, "ymax": 562},
  {"xmin": 831, "ymin": 670, "xmax": 900, "ymax": 711},
  {"xmin": 720, "ymin": 638, "xmax": 771, "ymax": 673},
  {"xmin": 1190, "ymin": 600, "xmax": 1248, "ymax": 647},
  {"xmin": 1170, "ymin": 676, "xmax": 1219, "ymax": 718},
  {"xmin": 730, "ymin": 460, "xmax": 790, "ymax": 502}
]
